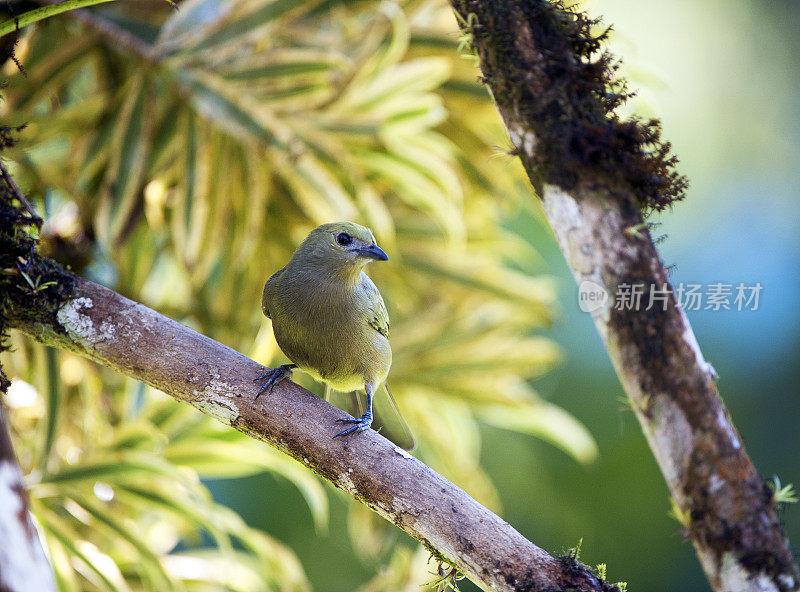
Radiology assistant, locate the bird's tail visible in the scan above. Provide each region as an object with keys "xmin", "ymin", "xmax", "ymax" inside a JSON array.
[{"xmin": 324, "ymin": 383, "xmax": 416, "ymax": 451}]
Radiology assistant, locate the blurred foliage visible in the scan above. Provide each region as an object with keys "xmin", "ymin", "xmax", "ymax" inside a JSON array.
[
  {"xmin": 1, "ymin": 0, "xmax": 599, "ymax": 589},
  {"xmin": 5, "ymin": 341, "xmax": 314, "ymax": 591}
]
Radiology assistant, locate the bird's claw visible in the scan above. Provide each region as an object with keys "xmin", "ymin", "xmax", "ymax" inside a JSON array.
[
  {"xmin": 333, "ymin": 414, "xmax": 373, "ymax": 439},
  {"xmin": 254, "ymin": 364, "xmax": 294, "ymax": 399},
  {"xmin": 335, "ymin": 417, "xmax": 364, "ymax": 424}
]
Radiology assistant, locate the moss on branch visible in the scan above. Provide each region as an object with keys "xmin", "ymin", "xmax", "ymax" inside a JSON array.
[
  {"xmin": 0, "ymin": 126, "xmax": 75, "ymax": 388},
  {"xmin": 451, "ymin": 0, "xmax": 687, "ymax": 211}
]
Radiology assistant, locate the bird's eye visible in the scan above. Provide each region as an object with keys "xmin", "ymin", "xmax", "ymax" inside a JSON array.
[{"xmin": 336, "ymin": 233, "xmax": 352, "ymax": 246}]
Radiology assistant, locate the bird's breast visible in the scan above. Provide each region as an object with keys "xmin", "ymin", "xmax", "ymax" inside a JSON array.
[{"xmin": 268, "ymin": 277, "xmax": 391, "ymax": 388}]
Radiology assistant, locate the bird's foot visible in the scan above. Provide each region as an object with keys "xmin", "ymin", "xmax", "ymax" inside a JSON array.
[
  {"xmin": 333, "ymin": 413, "xmax": 373, "ymax": 439},
  {"xmin": 254, "ymin": 364, "xmax": 295, "ymax": 399}
]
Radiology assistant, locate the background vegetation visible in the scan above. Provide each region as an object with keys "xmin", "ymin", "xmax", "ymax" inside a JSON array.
[{"xmin": 1, "ymin": 0, "xmax": 798, "ymax": 591}]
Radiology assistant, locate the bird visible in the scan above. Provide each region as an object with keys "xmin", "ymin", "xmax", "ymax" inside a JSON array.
[{"xmin": 255, "ymin": 222, "xmax": 415, "ymax": 450}]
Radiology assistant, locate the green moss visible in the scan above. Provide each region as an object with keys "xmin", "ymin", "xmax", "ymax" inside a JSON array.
[
  {"xmin": 556, "ymin": 543, "xmax": 628, "ymax": 592},
  {"xmin": 0, "ymin": 125, "xmax": 75, "ymax": 389},
  {"xmin": 452, "ymin": 0, "xmax": 688, "ymax": 212}
]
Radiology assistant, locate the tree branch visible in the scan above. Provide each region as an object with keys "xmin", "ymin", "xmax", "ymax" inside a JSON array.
[
  {"xmin": 0, "ymin": 158, "xmax": 39, "ymax": 222},
  {"xmin": 7, "ymin": 273, "xmax": 611, "ymax": 592},
  {"xmin": 0, "ymin": 402, "xmax": 57, "ymax": 591},
  {"xmin": 448, "ymin": 1, "xmax": 799, "ymax": 591}
]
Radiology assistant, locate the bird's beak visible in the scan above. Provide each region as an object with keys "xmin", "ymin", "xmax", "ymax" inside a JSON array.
[{"xmin": 357, "ymin": 243, "xmax": 389, "ymax": 261}]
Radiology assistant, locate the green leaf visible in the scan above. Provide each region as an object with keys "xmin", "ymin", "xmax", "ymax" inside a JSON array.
[
  {"xmin": 171, "ymin": 69, "xmax": 282, "ymax": 147},
  {"xmin": 336, "ymin": 58, "xmax": 451, "ymax": 112},
  {"xmin": 64, "ymin": 491, "xmax": 178, "ymax": 591},
  {"xmin": 276, "ymin": 155, "xmax": 358, "ymax": 223},
  {"xmin": 0, "ymin": 0, "xmax": 120, "ymax": 38},
  {"xmin": 157, "ymin": 0, "xmax": 316, "ymax": 57},
  {"xmin": 402, "ymin": 253, "xmax": 554, "ymax": 318},
  {"xmin": 44, "ymin": 533, "xmax": 81, "ymax": 592},
  {"xmin": 156, "ymin": 0, "xmax": 230, "ymax": 44},
  {"xmin": 39, "ymin": 504, "xmax": 133, "ymax": 592},
  {"xmin": 479, "ymin": 402, "xmax": 599, "ymax": 466},
  {"xmin": 223, "ymin": 60, "xmax": 333, "ymax": 81},
  {"xmin": 114, "ymin": 483, "xmax": 234, "ymax": 554},
  {"xmin": 40, "ymin": 454, "xmax": 195, "ymax": 487},
  {"xmin": 356, "ymin": 1, "xmax": 410, "ymax": 82},
  {"xmin": 39, "ymin": 347, "xmax": 60, "ymax": 474},
  {"xmin": 6, "ymin": 38, "xmax": 97, "ymax": 117},
  {"xmin": 353, "ymin": 149, "xmax": 463, "ymax": 240},
  {"xmin": 164, "ymin": 436, "xmax": 329, "ymax": 531},
  {"xmin": 107, "ymin": 421, "xmax": 168, "ymax": 451},
  {"xmin": 95, "ymin": 73, "xmax": 153, "ymax": 245},
  {"xmin": 187, "ymin": 0, "xmax": 302, "ymax": 53}
]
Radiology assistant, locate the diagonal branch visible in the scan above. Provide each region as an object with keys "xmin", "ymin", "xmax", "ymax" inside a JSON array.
[
  {"xmin": 7, "ymin": 271, "xmax": 610, "ymax": 592},
  {"xmin": 447, "ymin": 1, "xmax": 799, "ymax": 591},
  {"xmin": 0, "ymin": 402, "xmax": 57, "ymax": 591}
]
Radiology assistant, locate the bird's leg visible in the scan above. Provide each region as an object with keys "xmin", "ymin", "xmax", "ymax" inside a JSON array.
[
  {"xmin": 333, "ymin": 382, "xmax": 375, "ymax": 439},
  {"xmin": 254, "ymin": 364, "xmax": 297, "ymax": 398}
]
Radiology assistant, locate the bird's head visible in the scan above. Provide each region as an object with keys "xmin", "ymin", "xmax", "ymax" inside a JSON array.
[{"xmin": 293, "ymin": 222, "xmax": 388, "ymax": 278}]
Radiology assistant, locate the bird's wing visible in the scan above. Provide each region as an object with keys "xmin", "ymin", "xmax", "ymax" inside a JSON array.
[
  {"xmin": 324, "ymin": 383, "xmax": 367, "ymax": 418},
  {"xmin": 324, "ymin": 383, "xmax": 416, "ymax": 451},
  {"xmin": 363, "ymin": 276, "xmax": 389, "ymax": 338},
  {"xmin": 261, "ymin": 266, "xmax": 285, "ymax": 318}
]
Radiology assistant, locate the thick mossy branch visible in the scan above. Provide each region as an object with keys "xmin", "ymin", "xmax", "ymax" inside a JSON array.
[
  {"xmin": 452, "ymin": 0, "xmax": 687, "ymax": 211},
  {"xmin": 449, "ymin": 1, "xmax": 799, "ymax": 590}
]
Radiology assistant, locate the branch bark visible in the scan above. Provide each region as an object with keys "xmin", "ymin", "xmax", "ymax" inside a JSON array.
[
  {"xmin": 8, "ymin": 274, "xmax": 609, "ymax": 592},
  {"xmin": 0, "ymin": 403, "xmax": 57, "ymax": 591},
  {"xmin": 447, "ymin": 1, "xmax": 799, "ymax": 591}
]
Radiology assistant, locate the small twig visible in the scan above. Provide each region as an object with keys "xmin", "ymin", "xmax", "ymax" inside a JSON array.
[
  {"xmin": 0, "ymin": 158, "xmax": 40, "ymax": 222},
  {"xmin": 1, "ymin": 3, "xmax": 28, "ymax": 77}
]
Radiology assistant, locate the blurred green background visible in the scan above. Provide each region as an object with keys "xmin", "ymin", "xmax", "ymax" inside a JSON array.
[{"xmin": 1, "ymin": 0, "xmax": 800, "ymax": 592}]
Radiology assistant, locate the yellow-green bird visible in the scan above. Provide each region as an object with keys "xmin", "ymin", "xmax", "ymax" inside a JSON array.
[{"xmin": 256, "ymin": 222, "xmax": 415, "ymax": 450}]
